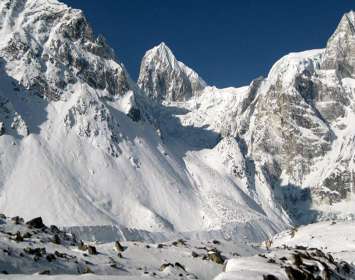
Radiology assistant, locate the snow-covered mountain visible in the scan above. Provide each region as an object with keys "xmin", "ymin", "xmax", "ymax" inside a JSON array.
[
  {"xmin": 0, "ymin": 0, "xmax": 288, "ymax": 237},
  {"xmin": 0, "ymin": 0, "xmax": 354, "ymax": 244},
  {"xmin": 145, "ymin": 11, "xmax": 355, "ymax": 224}
]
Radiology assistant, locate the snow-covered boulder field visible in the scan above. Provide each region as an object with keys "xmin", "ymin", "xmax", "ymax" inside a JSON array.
[
  {"xmin": 0, "ymin": 213, "xmax": 259, "ymax": 279},
  {"xmin": 214, "ymin": 220, "xmax": 355, "ymax": 280},
  {"xmin": 1, "ymin": 214, "xmax": 355, "ymax": 280}
]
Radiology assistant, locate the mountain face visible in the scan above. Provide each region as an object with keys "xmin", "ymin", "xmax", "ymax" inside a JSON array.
[
  {"xmin": 138, "ymin": 42, "xmax": 206, "ymax": 102},
  {"xmin": 0, "ymin": 0, "xmax": 354, "ymax": 239},
  {"xmin": 137, "ymin": 11, "xmax": 355, "ymax": 223}
]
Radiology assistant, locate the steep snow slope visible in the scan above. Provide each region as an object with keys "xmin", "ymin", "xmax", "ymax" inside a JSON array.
[{"xmin": 0, "ymin": 0, "xmax": 290, "ymax": 238}]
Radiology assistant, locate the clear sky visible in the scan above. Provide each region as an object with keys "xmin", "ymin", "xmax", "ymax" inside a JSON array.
[{"xmin": 62, "ymin": 0, "xmax": 354, "ymax": 88}]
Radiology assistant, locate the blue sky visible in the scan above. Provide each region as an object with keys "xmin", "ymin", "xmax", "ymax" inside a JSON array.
[{"xmin": 62, "ymin": 0, "xmax": 354, "ymax": 88}]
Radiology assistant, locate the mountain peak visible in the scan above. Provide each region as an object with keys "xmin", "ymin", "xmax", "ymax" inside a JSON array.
[
  {"xmin": 321, "ymin": 10, "xmax": 355, "ymax": 77},
  {"xmin": 0, "ymin": 0, "xmax": 133, "ymax": 100},
  {"xmin": 145, "ymin": 42, "xmax": 178, "ymax": 70},
  {"xmin": 138, "ymin": 43, "xmax": 206, "ymax": 102},
  {"xmin": 157, "ymin": 41, "xmax": 168, "ymax": 49}
]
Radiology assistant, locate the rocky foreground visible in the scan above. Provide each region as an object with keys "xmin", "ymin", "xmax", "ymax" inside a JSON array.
[
  {"xmin": 0, "ymin": 214, "xmax": 254, "ymax": 279},
  {"xmin": 0, "ymin": 214, "xmax": 354, "ymax": 280}
]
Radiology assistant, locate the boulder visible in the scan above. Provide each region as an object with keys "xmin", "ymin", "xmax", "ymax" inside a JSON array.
[
  {"xmin": 88, "ymin": 245, "xmax": 97, "ymax": 255},
  {"xmin": 114, "ymin": 241, "xmax": 125, "ymax": 252},
  {"xmin": 26, "ymin": 217, "xmax": 45, "ymax": 229},
  {"xmin": 208, "ymin": 250, "xmax": 224, "ymax": 264}
]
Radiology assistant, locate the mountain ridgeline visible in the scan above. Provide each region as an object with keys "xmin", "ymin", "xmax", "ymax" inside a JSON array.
[{"xmin": 0, "ymin": 0, "xmax": 354, "ymax": 239}]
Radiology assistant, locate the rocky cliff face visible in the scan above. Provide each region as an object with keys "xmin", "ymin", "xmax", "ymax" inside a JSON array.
[{"xmin": 239, "ymin": 12, "xmax": 355, "ymax": 210}]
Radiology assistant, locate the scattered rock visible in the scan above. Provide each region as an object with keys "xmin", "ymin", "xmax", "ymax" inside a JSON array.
[
  {"xmin": 265, "ymin": 239, "xmax": 273, "ymax": 250},
  {"xmin": 175, "ymin": 262, "xmax": 186, "ymax": 271},
  {"xmin": 289, "ymin": 227, "xmax": 298, "ymax": 238},
  {"xmin": 82, "ymin": 267, "xmax": 93, "ymax": 274},
  {"xmin": 14, "ymin": 231, "xmax": 23, "ymax": 242},
  {"xmin": 284, "ymin": 266, "xmax": 309, "ymax": 280},
  {"xmin": 295, "ymin": 245, "xmax": 307, "ymax": 250},
  {"xmin": 78, "ymin": 240, "xmax": 88, "ymax": 251},
  {"xmin": 338, "ymin": 261, "xmax": 351, "ymax": 274},
  {"xmin": 290, "ymin": 253, "xmax": 303, "ymax": 267},
  {"xmin": 54, "ymin": 251, "xmax": 66, "ymax": 258},
  {"xmin": 212, "ymin": 240, "xmax": 220, "ymax": 245},
  {"xmin": 191, "ymin": 251, "xmax": 199, "ymax": 258},
  {"xmin": 159, "ymin": 263, "xmax": 174, "ymax": 271},
  {"xmin": 22, "ymin": 232, "xmax": 32, "ymax": 239},
  {"xmin": 38, "ymin": 270, "xmax": 50, "ymax": 275},
  {"xmin": 46, "ymin": 254, "xmax": 56, "ymax": 262},
  {"xmin": 263, "ymin": 275, "xmax": 280, "ymax": 280},
  {"xmin": 24, "ymin": 247, "xmax": 46, "ymax": 257},
  {"xmin": 11, "ymin": 216, "xmax": 23, "ymax": 225},
  {"xmin": 52, "ymin": 234, "xmax": 61, "ymax": 244},
  {"xmin": 172, "ymin": 239, "xmax": 186, "ymax": 246},
  {"xmin": 50, "ymin": 225, "xmax": 61, "ymax": 234}
]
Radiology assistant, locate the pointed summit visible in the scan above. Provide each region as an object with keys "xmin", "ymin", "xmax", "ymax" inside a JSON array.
[
  {"xmin": 138, "ymin": 42, "xmax": 206, "ymax": 102},
  {"xmin": 322, "ymin": 11, "xmax": 355, "ymax": 77}
]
